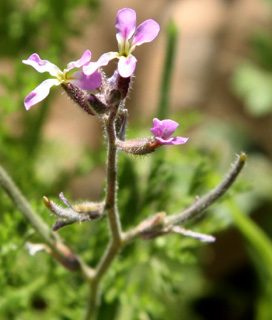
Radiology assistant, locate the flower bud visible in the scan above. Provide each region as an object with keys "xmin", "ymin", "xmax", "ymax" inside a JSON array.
[{"xmin": 108, "ymin": 70, "xmax": 131, "ymax": 100}]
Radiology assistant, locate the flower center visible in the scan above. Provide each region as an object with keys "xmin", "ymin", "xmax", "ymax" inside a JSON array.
[{"xmin": 57, "ymin": 70, "xmax": 69, "ymax": 84}]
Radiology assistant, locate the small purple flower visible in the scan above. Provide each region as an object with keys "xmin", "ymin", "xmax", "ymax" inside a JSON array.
[
  {"xmin": 83, "ymin": 8, "xmax": 160, "ymax": 78},
  {"xmin": 151, "ymin": 118, "xmax": 189, "ymax": 146},
  {"xmin": 22, "ymin": 50, "xmax": 102, "ymax": 110}
]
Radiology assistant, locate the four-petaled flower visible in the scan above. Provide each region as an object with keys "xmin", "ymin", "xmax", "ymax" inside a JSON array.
[
  {"xmin": 151, "ymin": 118, "xmax": 189, "ymax": 146},
  {"xmin": 83, "ymin": 8, "xmax": 160, "ymax": 78},
  {"xmin": 22, "ymin": 50, "xmax": 102, "ymax": 110}
]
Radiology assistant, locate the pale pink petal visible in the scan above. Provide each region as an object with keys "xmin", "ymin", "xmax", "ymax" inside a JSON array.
[
  {"xmin": 70, "ymin": 71, "xmax": 102, "ymax": 90},
  {"xmin": 133, "ymin": 19, "xmax": 160, "ymax": 47},
  {"xmin": 24, "ymin": 79, "xmax": 60, "ymax": 110},
  {"xmin": 170, "ymin": 137, "xmax": 189, "ymax": 145},
  {"xmin": 156, "ymin": 136, "xmax": 189, "ymax": 145},
  {"xmin": 116, "ymin": 8, "xmax": 136, "ymax": 44},
  {"xmin": 118, "ymin": 55, "xmax": 137, "ymax": 78},
  {"xmin": 83, "ymin": 52, "xmax": 117, "ymax": 75},
  {"xmin": 22, "ymin": 53, "xmax": 61, "ymax": 77},
  {"xmin": 155, "ymin": 137, "xmax": 175, "ymax": 145},
  {"xmin": 67, "ymin": 50, "xmax": 92, "ymax": 70}
]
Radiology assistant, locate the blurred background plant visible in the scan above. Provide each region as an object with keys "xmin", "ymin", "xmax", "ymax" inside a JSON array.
[{"xmin": 1, "ymin": 0, "xmax": 272, "ymax": 320}]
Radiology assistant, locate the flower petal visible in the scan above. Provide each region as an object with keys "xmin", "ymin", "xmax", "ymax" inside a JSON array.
[
  {"xmin": 83, "ymin": 52, "xmax": 117, "ymax": 75},
  {"xmin": 155, "ymin": 136, "xmax": 188, "ymax": 145},
  {"xmin": 160, "ymin": 119, "xmax": 179, "ymax": 139},
  {"xmin": 133, "ymin": 19, "xmax": 160, "ymax": 47},
  {"xmin": 22, "ymin": 53, "xmax": 61, "ymax": 77},
  {"xmin": 24, "ymin": 79, "xmax": 60, "ymax": 110},
  {"xmin": 67, "ymin": 50, "xmax": 92, "ymax": 70},
  {"xmin": 70, "ymin": 71, "xmax": 102, "ymax": 90},
  {"xmin": 118, "ymin": 55, "xmax": 137, "ymax": 78},
  {"xmin": 150, "ymin": 118, "xmax": 162, "ymax": 136},
  {"xmin": 151, "ymin": 118, "xmax": 179, "ymax": 139},
  {"xmin": 170, "ymin": 137, "xmax": 189, "ymax": 145},
  {"xmin": 116, "ymin": 8, "xmax": 136, "ymax": 44}
]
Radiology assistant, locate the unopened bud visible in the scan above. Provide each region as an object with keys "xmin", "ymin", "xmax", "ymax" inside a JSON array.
[{"xmin": 108, "ymin": 70, "xmax": 131, "ymax": 100}]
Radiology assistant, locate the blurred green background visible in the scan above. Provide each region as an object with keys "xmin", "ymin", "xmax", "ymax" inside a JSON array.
[{"xmin": 1, "ymin": 0, "xmax": 272, "ymax": 319}]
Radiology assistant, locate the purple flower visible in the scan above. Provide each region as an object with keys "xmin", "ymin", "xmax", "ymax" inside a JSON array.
[
  {"xmin": 22, "ymin": 50, "xmax": 102, "ymax": 110},
  {"xmin": 151, "ymin": 118, "xmax": 189, "ymax": 146},
  {"xmin": 83, "ymin": 8, "xmax": 160, "ymax": 78}
]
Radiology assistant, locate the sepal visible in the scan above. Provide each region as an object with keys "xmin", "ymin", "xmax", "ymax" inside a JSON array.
[
  {"xmin": 116, "ymin": 137, "xmax": 156, "ymax": 155},
  {"xmin": 62, "ymin": 83, "xmax": 95, "ymax": 115}
]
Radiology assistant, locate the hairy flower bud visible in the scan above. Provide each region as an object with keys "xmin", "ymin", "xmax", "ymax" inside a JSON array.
[
  {"xmin": 108, "ymin": 70, "xmax": 131, "ymax": 100},
  {"xmin": 116, "ymin": 74, "xmax": 131, "ymax": 99}
]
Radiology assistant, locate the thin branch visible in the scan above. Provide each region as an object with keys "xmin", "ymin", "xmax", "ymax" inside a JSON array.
[
  {"xmin": 164, "ymin": 152, "xmax": 247, "ymax": 226},
  {"xmin": 122, "ymin": 153, "xmax": 247, "ymax": 244},
  {"xmin": 0, "ymin": 164, "xmax": 94, "ymax": 276}
]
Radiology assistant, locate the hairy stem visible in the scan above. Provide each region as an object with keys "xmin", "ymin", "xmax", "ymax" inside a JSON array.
[
  {"xmin": 104, "ymin": 110, "xmax": 122, "ymax": 243},
  {"xmin": 84, "ymin": 108, "xmax": 123, "ymax": 320},
  {"xmin": 122, "ymin": 153, "xmax": 247, "ymax": 244},
  {"xmin": 164, "ymin": 153, "xmax": 247, "ymax": 226}
]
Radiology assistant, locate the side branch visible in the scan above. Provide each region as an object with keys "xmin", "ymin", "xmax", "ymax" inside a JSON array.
[
  {"xmin": 123, "ymin": 153, "xmax": 247, "ymax": 244},
  {"xmin": 0, "ymin": 164, "xmax": 93, "ymax": 275},
  {"xmin": 164, "ymin": 153, "xmax": 247, "ymax": 226}
]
